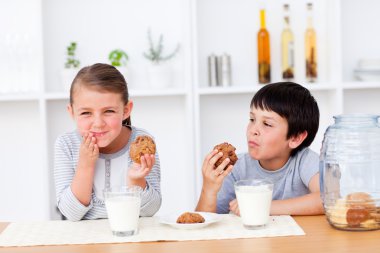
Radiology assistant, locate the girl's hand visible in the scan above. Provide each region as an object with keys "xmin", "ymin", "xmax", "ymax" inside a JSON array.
[
  {"xmin": 127, "ymin": 154, "xmax": 155, "ymax": 188},
  {"xmin": 229, "ymin": 199, "xmax": 240, "ymax": 216},
  {"xmin": 201, "ymin": 149, "xmax": 233, "ymax": 195},
  {"xmin": 78, "ymin": 132, "xmax": 99, "ymax": 170}
]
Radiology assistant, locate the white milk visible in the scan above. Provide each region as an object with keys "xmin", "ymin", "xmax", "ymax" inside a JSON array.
[
  {"xmin": 236, "ymin": 185, "xmax": 273, "ymax": 227},
  {"xmin": 105, "ymin": 196, "xmax": 141, "ymax": 232}
]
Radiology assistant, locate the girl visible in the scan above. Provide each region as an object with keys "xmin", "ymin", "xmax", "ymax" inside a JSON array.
[{"xmin": 54, "ymin": 63, "xmax": 161, "ymax": 221}]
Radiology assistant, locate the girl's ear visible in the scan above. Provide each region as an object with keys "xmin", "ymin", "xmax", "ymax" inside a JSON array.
[
  {"xmin": 67, "ymin": 104, "xmax": 75, "ymax": 119},
  {"xmin": 123, "ymin": 100, "xmax": 133, "ymax": 121},
  {"xmin": 289, "ymin": 131, "xmax": 308, "ymax": 149}
]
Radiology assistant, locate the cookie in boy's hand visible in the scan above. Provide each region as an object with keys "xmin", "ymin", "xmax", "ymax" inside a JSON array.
[
  {"xmin": 176, "ymin": 212, "xmax": 205, "ymax": 224},
  {"xmin": 129, "ymin": 135, "xmax": 156, "ymax": 164},
  {"xmin": 213, "ymin": 142, "xmax": 238, "ymax": 168}
]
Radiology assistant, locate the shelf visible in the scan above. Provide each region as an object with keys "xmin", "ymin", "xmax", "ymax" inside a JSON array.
[
  {"xmin": 197, "ymin": 83, "xmax": 337, "ymax": 96},
  {"xmin": 0, "ymin": 93, "xmax": 41, "ymax": 102},
  {"xmin": 342, "ymin": 81, "xmax": 380, "ymax": 90},
  {"xmin": 129, "ymin": 88, "xmax": 188, "ymax": 97},
  {"xmin": 41, "ymin": 89, "xmax": 188, "ymax": 101}
]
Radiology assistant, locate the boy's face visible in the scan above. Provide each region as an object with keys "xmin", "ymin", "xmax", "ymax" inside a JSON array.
[{"xmin": 246, "ymin": 106, "xmax": 292, "ymax": 170}]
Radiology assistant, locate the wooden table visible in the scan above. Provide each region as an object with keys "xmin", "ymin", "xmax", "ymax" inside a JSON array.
[{"xmin": 0, "ymin": 215, "xmax": 379, "ymax": 253}]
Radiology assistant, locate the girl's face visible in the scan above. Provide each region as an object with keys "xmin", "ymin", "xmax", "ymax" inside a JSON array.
[
  {"xmin": 246, "ymin": 106, "xmax": 292, "ymax": 170},
  {"xmin": 68, "ymin": 84, "xmax": 132, "ymax": 149}
]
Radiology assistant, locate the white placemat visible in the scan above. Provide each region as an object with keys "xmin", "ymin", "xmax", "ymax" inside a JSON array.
[{"xmin": 0, "ymin": 215, "xmax": 304, "ymax": 247}]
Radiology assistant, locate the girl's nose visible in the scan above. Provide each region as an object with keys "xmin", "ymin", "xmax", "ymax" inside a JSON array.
[{"xmin": 93, "ymin": 115, "xmax": 105, "ymax": 128}]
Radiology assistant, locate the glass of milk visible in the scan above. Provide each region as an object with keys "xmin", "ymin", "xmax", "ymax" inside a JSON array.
[
  {"xmin": 234, "ymin": 179, "xmax": 273, "ymax": 229},
  {"xmin": 103, "ymin": 186, "xmax": 142, "ymax": 236}
]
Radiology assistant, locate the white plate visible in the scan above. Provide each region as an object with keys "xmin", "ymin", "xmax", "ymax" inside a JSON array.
[{"xmin": 159, "ymin": 212, "xmax": 221, "ymax": 230}]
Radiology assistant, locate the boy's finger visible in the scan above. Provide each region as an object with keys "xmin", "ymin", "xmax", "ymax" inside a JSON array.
[
  {"xmin": 221, "ymin": 165, "xmax": 234, "ymax": 178},
  {"xmin": 203, "ymin": 150, "xmax": 218, "ymax": 168},
  {"xmin": 208, "ymin": 152, "xmax": 223, "ymax": 167},
  {"xmin": 216, "ymin": 158, "xmax": 230, "ymax": 173}
]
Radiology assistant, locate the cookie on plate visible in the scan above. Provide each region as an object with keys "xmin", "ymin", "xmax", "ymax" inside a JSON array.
[{"xmin": 176, "ymin": 212, "xmax": 205, "ymax": 224}]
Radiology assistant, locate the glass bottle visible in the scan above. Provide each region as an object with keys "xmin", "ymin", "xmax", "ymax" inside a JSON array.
[
  {"xmin": 257, "ymin": 9, "xmax": 270, "ymax": 84},
  {"xmin": 320, "ymin": 114, "xmax": 380, "ymax": 231},
  {"xmin": 281, "ymin": 4, "xmax": 294, "ymax": 80},
  {"xmin": 305, "ymin": 3, "xmax": 317, "ymax": 82}
]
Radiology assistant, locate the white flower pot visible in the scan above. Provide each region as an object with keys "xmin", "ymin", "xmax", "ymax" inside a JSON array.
[
  {"xmin": 61, "ymin": 68, "xmax": 79, "ymax": 92},
  {"xmin": 147, "ymin": 64, "xmax": 173, "ymax": 89}
]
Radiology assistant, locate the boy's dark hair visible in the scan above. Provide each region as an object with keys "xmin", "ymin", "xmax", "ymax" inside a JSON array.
[
  {"xmin": 70, "ymin": 63, "xmax": 131, "ymax": 126},
  {"xmin": 250, "ymin": 82, "xmax": 319, "ymax": 156}
]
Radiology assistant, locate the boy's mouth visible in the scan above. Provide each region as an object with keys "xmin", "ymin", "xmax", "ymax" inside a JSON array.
[{"xmin": 248, "ymin": 140, "xmax": 259, "ymax": 147}]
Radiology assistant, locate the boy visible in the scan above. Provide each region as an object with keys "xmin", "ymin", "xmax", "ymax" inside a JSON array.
[{"xmin": 196, "ymin": 82, "xmax": 323, "ymax": 215}]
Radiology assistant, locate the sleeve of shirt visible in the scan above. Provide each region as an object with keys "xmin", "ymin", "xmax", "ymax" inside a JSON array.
[
  {"xmin": 299, "ymin": 148, "xmax": 320, "ymax": 188},
  {"xmin": 216, "ymin": 161, "xmax": 241, "ymax": 214},
  {"xmin": 139, "ymin": 151, "xmax": 161, "ymax": 217},
  {"xmin": 54, "ymin": 136, "xmax": 92, "ymax": 221}
]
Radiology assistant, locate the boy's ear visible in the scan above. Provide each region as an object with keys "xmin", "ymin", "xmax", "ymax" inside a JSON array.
[
  {"xmin": 67, "ymin": 104, "xmax": 74, "ymax": 119},
  {"xmin": 289, "ymin": 131, "xmax": 308, "ymax": 149},
  {"xmin": 123, "ymin": 100, "xmax": 133, "ymax": 121}
]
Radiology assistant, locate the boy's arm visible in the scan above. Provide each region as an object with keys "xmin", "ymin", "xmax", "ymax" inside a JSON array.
[
  {"xmin": 195, "ymin": 150, "xmax": 233, "ymax": 213},
  {"xmin": 270, "ymin": 173, "xmax": 324, "ymax": 215},
  {"xmin": 196, "ymin": 190, "xmax": 218, "ymax": 213}
]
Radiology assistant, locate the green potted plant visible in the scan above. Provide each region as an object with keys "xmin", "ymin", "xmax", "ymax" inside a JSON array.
[
  {"xmin": 61, "ymin": 42, "xmax": 80, "ymax": 91},
  {"xmin": 143, "ymin": 29, "xmax": 180, "ymax": 88},
  {"xmin": 108, "ymin": 49, "xmax": 129, "ymax": 77},
  {"xmin": 109, "ymin": 49, "xmax": 129, "ymax": 67}
]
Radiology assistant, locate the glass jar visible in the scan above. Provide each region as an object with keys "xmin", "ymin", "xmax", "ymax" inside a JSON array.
[{"xmin": 320, "ymin": 114, "xmax": 380, "ymax": 231}]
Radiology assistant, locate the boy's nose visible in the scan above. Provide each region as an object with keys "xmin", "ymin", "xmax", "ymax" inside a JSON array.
[{"xmin": 249, "ymin": 124, "xmax": 260, "ymax": 136}]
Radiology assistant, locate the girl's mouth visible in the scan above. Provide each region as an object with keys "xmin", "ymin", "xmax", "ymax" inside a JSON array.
[{"xmin": 91, "ymin": 132, "xmax": 107, "ymax": 137}]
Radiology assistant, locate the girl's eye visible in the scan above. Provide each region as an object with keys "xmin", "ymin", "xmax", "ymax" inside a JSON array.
[
  {"xmin": 249, "ymin": 118, "xmax": 255, "ymax": 122},
  {"xmin": 105, "ymin": 110, "xmax": 115, "ymax": 113}
]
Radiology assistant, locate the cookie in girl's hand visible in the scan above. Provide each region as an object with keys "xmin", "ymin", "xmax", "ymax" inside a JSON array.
[
  {"xmin": 129, "ymin": 135, "xmax": 156, "ymax": 164},
  {"xmin": 213, "ymin": 142, "xmax": 238, "ymax": 168}
]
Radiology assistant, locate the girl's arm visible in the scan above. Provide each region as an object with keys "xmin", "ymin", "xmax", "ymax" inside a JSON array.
[
  {"xmin": 138, "ymin": 153, "xmax": 162, "ymax": 217},
  {"xmin": 70, "ymin": 133, "xmax": 98, "ymax": 206},
  {"xmin": 54, "ymin": 134, "xmax": 98, "ymax": 221}
]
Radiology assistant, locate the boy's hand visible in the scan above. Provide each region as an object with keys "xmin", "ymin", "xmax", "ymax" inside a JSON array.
[
  {"xmin": 229, "ymin": 199, "xmax": 240, "ymax": 216},
  {"xmin": 78, "ymin": 132, "xmax": 99, "ymax": 170},
  {"xmin": 127, "ymin": 154, "xmax": 155, "ymax": 188},
  {"xmin": 201, "ymin": 149, "xmax": 234, "ymax": 195}
]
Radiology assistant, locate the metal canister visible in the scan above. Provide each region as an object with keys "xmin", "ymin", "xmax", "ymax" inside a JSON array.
[
  {"xmin": 218, "ymin": 53, "xmax": 232, "ymax": 87},
  {"xmin": 208, "ymin": 54, "xmax": 218, "ymax": 87}
]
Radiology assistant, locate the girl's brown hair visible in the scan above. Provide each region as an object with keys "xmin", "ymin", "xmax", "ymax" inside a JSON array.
[{"xmin": 70, "ymin": 63, "xmax": 131, "ymax": 126}]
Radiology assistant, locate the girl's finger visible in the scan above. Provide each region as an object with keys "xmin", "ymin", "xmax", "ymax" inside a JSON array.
[
  {"xmin": 144, "ymin": 154, "xmax": 152, "ymax": 168},
  {"xmin": 140, "ymin": 155, "xmax": 147, "ymax": 169}
]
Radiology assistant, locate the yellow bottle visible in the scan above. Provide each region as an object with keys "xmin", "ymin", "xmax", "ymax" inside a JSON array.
[
  {"xmin": 305, "ymin": 3, "xmax": 317, "ymax": 82},
  {"xmin": 281, "ymin": 4, "xmax": 294, "ymax": 80},
  {"xmin": 257, "ymin": 9, "xmax": 271, "ymax": 84}
]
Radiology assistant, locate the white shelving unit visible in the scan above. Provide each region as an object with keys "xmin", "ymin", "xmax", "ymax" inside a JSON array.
[{"xmin": 1, "ymin": 0, "xmax": 380, "ymax": 221}]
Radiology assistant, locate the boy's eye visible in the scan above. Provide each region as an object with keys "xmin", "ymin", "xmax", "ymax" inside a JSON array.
[
  {"xmin": 80, "ymin": 112, "xmax": 90, "ymax": 116},
  {"xmin": 264, "ymin": 122, "xmax": 272, "ymax": 127}
]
